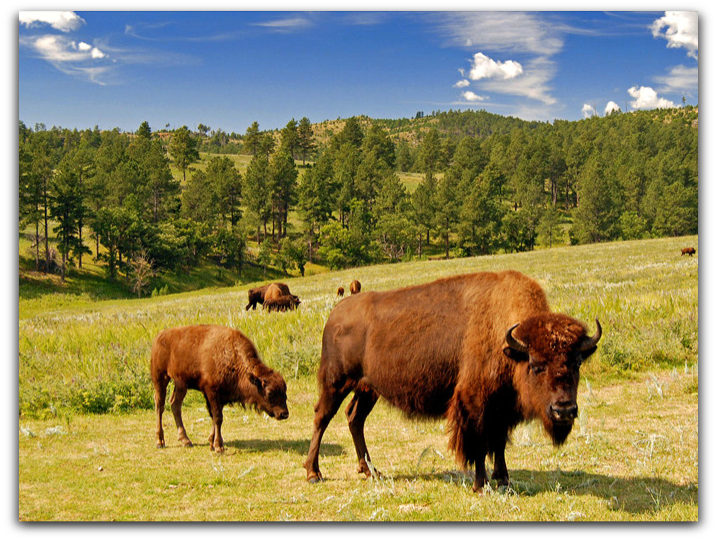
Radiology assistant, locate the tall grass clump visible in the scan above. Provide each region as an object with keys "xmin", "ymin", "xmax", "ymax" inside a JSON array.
[{"xmin": 19, "ymin": 235, "xmax": 697, "ymax": 418}]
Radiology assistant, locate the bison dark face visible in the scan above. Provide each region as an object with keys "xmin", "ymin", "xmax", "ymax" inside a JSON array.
[
  {"xmin": 503, "ymin": 314, "xmax": 602, "ymax": 445},
  {"xmin": 249, "ymin": 368, "xmax": 289, "ymax": 420}
]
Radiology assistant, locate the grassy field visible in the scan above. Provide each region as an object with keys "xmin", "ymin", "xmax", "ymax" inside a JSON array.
[{"xmin": 18, "ymin": 235, "xmax": 698, "ymax": 521}]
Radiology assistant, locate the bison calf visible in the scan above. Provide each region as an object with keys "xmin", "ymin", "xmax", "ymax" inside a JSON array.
[
  {"xmin": 337, "ymin": 287, "xmax": 345, "ymax": 297},
  {"xmin": 264, "ymin": 295, "xmax": 301, "ymax": 312},
  {"xmin": 151, "ymin": 325, "xmax": 289, "ymax": 452},
  {"xmin": 349, "ymin": 279, "xmax": 361, "ymax": 295}
]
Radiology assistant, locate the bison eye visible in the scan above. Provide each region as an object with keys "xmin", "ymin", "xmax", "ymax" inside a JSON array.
[{"xmin": 529, "ymin": 363, "xmax": 546, "ymax": 375}]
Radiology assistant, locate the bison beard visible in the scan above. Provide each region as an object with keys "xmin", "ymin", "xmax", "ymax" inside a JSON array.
[{"xmin": 303, "ymin": 270, "xmax": 601, "ymax": 492}]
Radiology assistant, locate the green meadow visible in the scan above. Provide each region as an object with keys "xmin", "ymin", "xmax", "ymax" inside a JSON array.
[{"xmin": 18, "ymin": 235, "xmax": 698, "ymax": 521}]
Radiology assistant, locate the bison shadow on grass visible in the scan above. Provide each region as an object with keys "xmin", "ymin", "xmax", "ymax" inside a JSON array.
[{"xmin": 390, "ymin": 468, "xmax": 696, "ymax": 516}]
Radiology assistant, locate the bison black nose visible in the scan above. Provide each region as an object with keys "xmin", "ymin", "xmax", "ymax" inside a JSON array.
[
  {"xmin": 550, "ymin": 403, "xmax": 578, "ymax": 423},
  {"xmin": 278, "ymin": 411, "xmax": 289, "ymax": 420}
]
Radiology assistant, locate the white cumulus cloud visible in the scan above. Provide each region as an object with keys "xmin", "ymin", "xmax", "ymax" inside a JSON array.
[
  {"xmin": 604, "ymin": 101, "xmax": 620, "ymax": 115},
  {"xmin": 468, "ymin": 52, "xmax": 523, "ymax": 80},
  {"xmin": 581, "ymin": 104, "xmax": 597, "ymax": 118},
  {"xmin": 19, "ymin": 11, "xmax": 85, "ymax": 32},
  {"xmin": 628, "ymin": 86, "xmax": 675, "ymax": 110},
  {"xmin": 651, "ymin": 11, "xmax": 698, "ymax": 59},
  {"xmin": 462, "ymin": 91, "xmax": 487, "ymax": 102},
  {"xmin": 453, "ymin": 79, "xmax": 470, "ymax": 88}
]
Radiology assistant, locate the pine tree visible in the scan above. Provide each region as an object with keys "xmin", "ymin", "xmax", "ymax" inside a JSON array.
[
  {"xmin": 297, "ymin": 117, "xmax": 316, "ymax": 166},
  {"xmin": 168, "ymin": 126, "xmax": 199, "ymax": 183}
]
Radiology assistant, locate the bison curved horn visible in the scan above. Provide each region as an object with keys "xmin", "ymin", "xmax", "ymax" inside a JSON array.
[
  {"xmin": 579, "ymin": 319, "xmax": 603, "ymax": 352},
  {"xmin": 505, "ymin": 323, "xmax": 528, "ymax": 353}
]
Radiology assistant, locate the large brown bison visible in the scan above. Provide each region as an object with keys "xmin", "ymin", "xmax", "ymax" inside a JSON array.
[
  {"xmin": 303, "ymin": 270, "xmax": 602, "ymax": 492},
  {"xmin": 245, "ymin": 282, "xmax": 292, "ymax": 311},
  {"xmin": 681, "ymin": 247, "xmax": 696, "ymax": 256},
  {"xmin": 349, "ymin": 279, "xmax": 361, "ymax": 295},
  {"xmin": 151, "ymin": 325, "xmax": 289, "ymax": 453}
]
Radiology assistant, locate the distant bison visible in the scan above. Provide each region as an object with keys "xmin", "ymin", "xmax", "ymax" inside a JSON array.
[
  {"xmin": 304, "ymin": 270, "xmax": 602, "ymax": 492},
  {"xmin": 337, "ymin": 287, "xmax": 345, "ymax": 297},
  {"xmin": 349, "ymin": 279, "xmax": 362, "ymax": 295},
  {"xmin": 151, "ymin": 325, "xmax": 289, "ymax": 453},
  {"xmin": 263, "ymin": 283, "xmax": 300, "ymax": 312},
  {"xmin": 681, "ymin": 247, "xmax": 696, "ymax": 256},
  {"xmin": 264, "ymin": 295, "xmax": 301, "ymax": 312},
  {"xmin": 245, "ymin": 283, "xmax": 292, "ymax": 310},
  {"xmin": 264, "ymin": 283, "xmax": 299, "ymax": 304}
]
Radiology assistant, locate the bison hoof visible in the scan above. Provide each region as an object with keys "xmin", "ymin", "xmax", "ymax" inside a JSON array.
[
  {"xmin": 307, "ymin": 473, "xmax": 324, "ymax": 484},
  {"xmin": 358, "ymin": 460, "xmax": 382, "ymax": 478},
  {"xmin": 493, "ymin": 477, "xmax": 509, "ymax": 487},
  {"xmin": 180, "ymin": 439, "xmax": 193, "ymax": 448},
  {"xmin": 156, "ymin": 443, "xmax": 165, "ymax": 449}
]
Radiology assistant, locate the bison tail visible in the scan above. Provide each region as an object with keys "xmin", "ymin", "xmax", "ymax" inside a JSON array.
[{"xmin": 446, "ymin": 391, "xmax": 482, "ymax": 468}]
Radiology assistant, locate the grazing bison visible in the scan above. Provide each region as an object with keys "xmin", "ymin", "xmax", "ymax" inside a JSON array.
[
  {"xmin": 337, "ymin": 287, "xmax": 345, "ymax": 297},
  {"xmin": 264, "ymin": 295, "xmax": 301, "ymax": 312},
  {"xmin": 264, "ymin": 283, "xmax": 300, "ymax": 306},
  {"xmin": 245, "ymin": 282, "xmax": 292, "ymax": 311},
  {"xmin": 681, "ymin": 247, "xmax": 696, "ymax": 256},
  {"xmin": 151, "ymin": 325, "xmax": 289, "ymax": 453},
  {"xmin": 349, "ymin": 279, "xmax": 362, "ymax": 295},
  {"xmin": 303, "ymin": 270, "xmax": 602, "ymax": 492}
]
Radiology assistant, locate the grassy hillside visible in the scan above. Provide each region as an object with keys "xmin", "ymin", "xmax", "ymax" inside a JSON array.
[
  {"xmin": 20, "ymin": 234, "xmax": 698, "ymax": 415},
  {"xmin": 18, "ymin": 235, "xmax": 698, "ymax": 520}
]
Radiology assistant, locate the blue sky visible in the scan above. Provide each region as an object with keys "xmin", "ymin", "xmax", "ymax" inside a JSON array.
[{"xmin": 18, "ymin": 8, "xmax": 700, "ymax": 134}]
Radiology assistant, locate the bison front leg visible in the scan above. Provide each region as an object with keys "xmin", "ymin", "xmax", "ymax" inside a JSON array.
[
  {"xmin": 447, "ymin": 390, "xmax": 489, "ymax": 492},
  {"xmin": 170, "ymin": 384, "xmax": 193, "ymax": 447},
  {"xmin": 490, "ymin": 435, "xmax": 510, "ymax": 487},
  {"xmin": 472, "ymin": 444, "xmax": 489, "ymax": 493},
  {"xmin": 345, "ymin": 385, "xmax": 380, "ymax": 478}
]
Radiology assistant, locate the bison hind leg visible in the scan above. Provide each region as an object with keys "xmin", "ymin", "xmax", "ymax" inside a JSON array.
[
  {"xmin": 304, "ymin": 378, "xmax": 353, "ymax": 483},
  {"xmin": 169, "ymin": 384, "xmax": 193, "ymax": 448},
  {"xmin": 153, "ymin": 373, "xmax": 170, "ymax": 449},
  {"xmin": 345, "ymin": 385, "xmax": 380, "ymax": 478}
]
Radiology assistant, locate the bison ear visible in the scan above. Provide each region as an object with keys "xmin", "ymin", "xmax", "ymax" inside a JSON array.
[
  {"xmin": 503, "ymin": 346, "xmax": 529, "ymax": 362},
  {"xmin": 249, "ymin": 374, "xmax": 264, "ymax": 390}
]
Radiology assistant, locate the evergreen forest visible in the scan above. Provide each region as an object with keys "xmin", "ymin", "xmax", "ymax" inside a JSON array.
[{"xmin": 19, "ymin": 107, "xmax": 698, "ymax": 297}]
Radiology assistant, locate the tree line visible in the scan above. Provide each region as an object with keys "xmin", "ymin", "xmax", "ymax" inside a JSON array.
[{"xmin": 19, "ymin": 106, "xmax": 698, "ymax": 295}]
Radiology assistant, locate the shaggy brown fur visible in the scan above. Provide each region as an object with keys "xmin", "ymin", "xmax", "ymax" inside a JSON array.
[
  {"xmin": 681, "ymin": 247, "xmax": 696, "ymax": 256},
  {"xmin": 303, "ymin": 270, "xmax": 601, "ymax": 492},
  {"xmin": 245, "ymin": 283, "xmax": 292, "ymax": 310},
  {"xmin": 349, "ymin": 279, "xmax": 361, "ymax": 295},
  {"xmin": 151, "ymin": 325, "xmax": 288, "ymax": 453},
  {"xmin": 337, "ymin": 287, "xmax": 345, "ymax": 297}
]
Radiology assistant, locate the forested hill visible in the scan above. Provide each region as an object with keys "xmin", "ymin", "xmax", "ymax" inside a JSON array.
[
  {"xmin": 310, "ymin": 108, "xmax": 543, "ymax": 148},
  {"xmin": 19, "ymin": 105, "xmax": 698, "ymax": 298}
]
